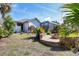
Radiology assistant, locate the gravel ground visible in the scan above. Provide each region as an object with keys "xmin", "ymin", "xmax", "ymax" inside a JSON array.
[{"xmin": 0, "ymin": 33, "xmax": 79, "ymax": 56}]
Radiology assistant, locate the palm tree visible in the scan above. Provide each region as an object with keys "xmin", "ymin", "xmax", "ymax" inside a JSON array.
[
  {"xmin": 0, "ymin": 3, "xmax": 11, "ymax": 27},
  {"xmin": 62, "ymin": 3, "xmax": 79, "ymax": 32},
  {"xmin": 0, "ymin": 3, "xmax": 11, "ymax": 18}
]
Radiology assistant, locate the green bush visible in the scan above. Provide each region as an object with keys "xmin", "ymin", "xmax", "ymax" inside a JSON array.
[
  {"xmin": 0, "ymin": 27, "xmax": 9, "ymax": 38},
  {"xmin": 0, "ymin": 15, "xmax": 15, "ymax": 39},
  {"xmin": 47, "ymin": 31, "xmax": 51, "ymax": 35},
  {"xmin": 36, "ymin": 28, "xmax": 40, "ymax": 34},
  {"xmin": 4, "ymin": 15, "xmax": 15, "ymax": 34},
  {"xmin": 59, "ymin": 25, "xmax": 69, "ymax": 38},
  {"xmin": 59, "ymin": 25, "xmax": 77, "ymax": 49},
  {"xmin": 40, "ymin": 26, "xmax": 45, "ymax": 33},
  {"xmin": 35, "ymin": 28, "xmax": 40, "ymax": 41}
]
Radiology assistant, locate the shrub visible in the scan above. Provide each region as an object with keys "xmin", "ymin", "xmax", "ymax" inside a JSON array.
[
  {"xmin": 35, "ymin": 27, "xmax": 45, "ymax": 41},
  {"xmin": 35, "ymin": 28, "xmax": 40, "ymax": 41},
  {"xmin": 0, "ymin": 27, "xmax": 9, "ymax": 38},
  {"xmin": 47, "ymin": 31, "xmax": 51, "ymax": 35},
  {"xmin": 4, "ymin": 15, "xmax": 15, "ymax": 34},
  {"xmin": 59, "ymin": 25, "xmax": 69, "ymax": 38},
  {"xmin": 40, "ymin": 26, "xmax": 45, "ymax": 33},
  {"xmin": 59, "ymin": 25, "xmax": 75, "ymax": 49},
  {"xmin": 0, "ymin": 16, "xmax": 15, "ymax": 39}
]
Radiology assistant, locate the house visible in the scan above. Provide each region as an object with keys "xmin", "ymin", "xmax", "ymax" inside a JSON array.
[
  {"xmin": 14, "ymin": 18, "xmax": 41, "ymax": 33},
  {"xmin": 14, "ymin": 17, "xmax": 59, "ymax": 33},
  {"xmin": 41, "ymin": 21, "xmax": 59, "ymax": 32}
]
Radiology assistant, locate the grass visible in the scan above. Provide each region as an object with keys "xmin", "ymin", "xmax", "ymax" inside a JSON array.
[
  {"xmin": 67, "ymin": 32, "xmax": 79, "ymax": 37},
  {"xmin": 59, "ymin": 32, "xmax": 79, "ymax": 38},
  {"xmin": 14, "ymin": 33, "xmax": 31, "ymax": 39},
  {"xmin": 0, "ymin": 33, "xmax": 51, "ymax": 56}
]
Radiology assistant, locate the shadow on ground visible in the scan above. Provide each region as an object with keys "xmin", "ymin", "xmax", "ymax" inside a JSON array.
[
  {"xmin": 23, "ymin": 36, "xmax": 70, "ymax": 51},
  {"xmin": 50, "ymin": 46, "xmax": 70, "ymax": 51},
  {"xmin": 24, "ymin": 37, "xmax": 35, "ymax": 40},
  {"xmin": 39, "ymin": 41, "xmax": 70, "ymax": 51},
  {"xmin": 23, "ymin": 36, "xmax": 40, "ymax": 42}
]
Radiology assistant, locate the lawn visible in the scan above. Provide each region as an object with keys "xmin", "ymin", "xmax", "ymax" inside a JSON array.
[
  {"xmin": 59, "ymin": 32, "xmax": 79, "ymax": 38},
  {"xmin": 67, "ymin": 32, "xmax": 79, "ymax": 37},
  {"xmin": 0, "ymin": 33, "xmax": 79, "ymax": 56}
]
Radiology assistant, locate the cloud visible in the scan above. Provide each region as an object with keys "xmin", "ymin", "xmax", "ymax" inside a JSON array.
[
  {"xmin": 35, "ymin": 4, "xmax": 59, "ymax": 14},
  {"xmin": 11, "ymin": 4, "xmax": 27, "ymax": 14},
  {"xmin": 43, "ymin": 17, "xmax": 53, "ymax": 22},
  {"xmin": 12, "ymin": 4, "xmax": 18, "ymax": 8}
]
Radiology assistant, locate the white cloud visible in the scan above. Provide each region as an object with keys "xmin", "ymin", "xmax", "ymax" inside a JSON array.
[
  {"xmin": 43, "ymin": 16, "xmax": 63, "ymax": 24},
  {"xmin": 35, "ymin": 4, "xmax": 59, "ymax": 14},
  {"xmin": 43, "ymin": 17, "xmax": 53, "ymax": 22},
  {"xmin": 11, "ymin": 4, "xmax": 27, "ymax": 14},
  {"xmin": 12, "ymin": 4, "xmax": 18, "ymax": 8}
]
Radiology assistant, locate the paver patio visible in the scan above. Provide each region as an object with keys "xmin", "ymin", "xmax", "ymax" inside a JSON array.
[{"xmin": 40, "ymin": 35, "xmax": 60, "ymax": 46}]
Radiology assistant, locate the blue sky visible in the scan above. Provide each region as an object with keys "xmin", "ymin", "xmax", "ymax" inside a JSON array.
[{"xmin": 10, "ymin": 3, "xmax": 64, "ymax": 23}]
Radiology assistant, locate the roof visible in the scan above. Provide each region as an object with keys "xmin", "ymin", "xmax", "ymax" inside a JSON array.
[
  {"xmin": 41, "ymin": 21, "xmax": 59, "ymax": 25},
  {"xmin": 32, "ymin": 18, "xmax": 41, "ymax": 23},
  {"xmin": 15, "ymin": 18, "xmax": 41, "ymax": 24},
  {"xmin": 52, "ymin": 21, "xmax": 59, "ymax": 25},
  {"xmin": 15, "ymin": 19, "xmax": 29, "ymax": 24}
]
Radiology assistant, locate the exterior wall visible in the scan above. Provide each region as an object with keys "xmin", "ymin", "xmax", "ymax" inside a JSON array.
[
  {"xmin": 48, "ymin": 23, "xmax": 55, "ymax": 31},
  {"xmin": 14, "ymin": 24, "xmax": 21, "ymax": 33},
  {"xmin": 41, "ymin": 22, "xmax": 56, "ymax": 31},
  {"xmin": 23, "ymin": 22, "xmax": 29, "ymax": 32},
  {"xmin": 28, "ymin": 22, "xmax": 36, "ymax": 27},
  {"xmin": 23, "ymin": 22, "xmax": 36, "ymax": 32}
]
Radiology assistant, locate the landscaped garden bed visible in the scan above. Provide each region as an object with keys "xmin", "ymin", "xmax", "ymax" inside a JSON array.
[{"xmin": 59, "ymin": 32, "xmax": 79, "ymax": 50}]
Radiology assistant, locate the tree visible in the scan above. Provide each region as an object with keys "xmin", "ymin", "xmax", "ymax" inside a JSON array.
[
  {"xmin": 0, "ymin": 3, "xmax": 11, "ymax": 18},
  {"xmin": 4, "ymin": 16, "xmax": 15, "ymax": 34},
  {"xmin": 62, "ymin": 3, "xmax": 79, "ymax": 32},
  {"xmin": 61, "ymin": 3, "xmax": 79, "ymax": 50},
  {"xmin": 0, "ymin": 3, "xmax": 11, "ymax": 27}
]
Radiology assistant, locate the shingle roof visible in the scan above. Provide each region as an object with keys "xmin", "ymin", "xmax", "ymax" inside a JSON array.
[
  {"xmin": 15, "ymin": 19, "xmax": 29, "ymax": 24},
  {"xmin": 15, "ymin": 18, "xmax": 41, "ymax": 24},
  {"xmin": 41, "ymin": 21, "xmax": 59, "ymax": 25}
]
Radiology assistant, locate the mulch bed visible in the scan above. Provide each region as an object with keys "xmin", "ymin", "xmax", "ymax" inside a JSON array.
[{"xmin": 60, "ymin": 37, "xmax": 79, "ymax": 50}]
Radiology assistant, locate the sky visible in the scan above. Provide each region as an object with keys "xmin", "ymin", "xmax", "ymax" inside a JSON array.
[{"xmin": 1, "ymin": 3, "xmax": 64, "ymax": 24}]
